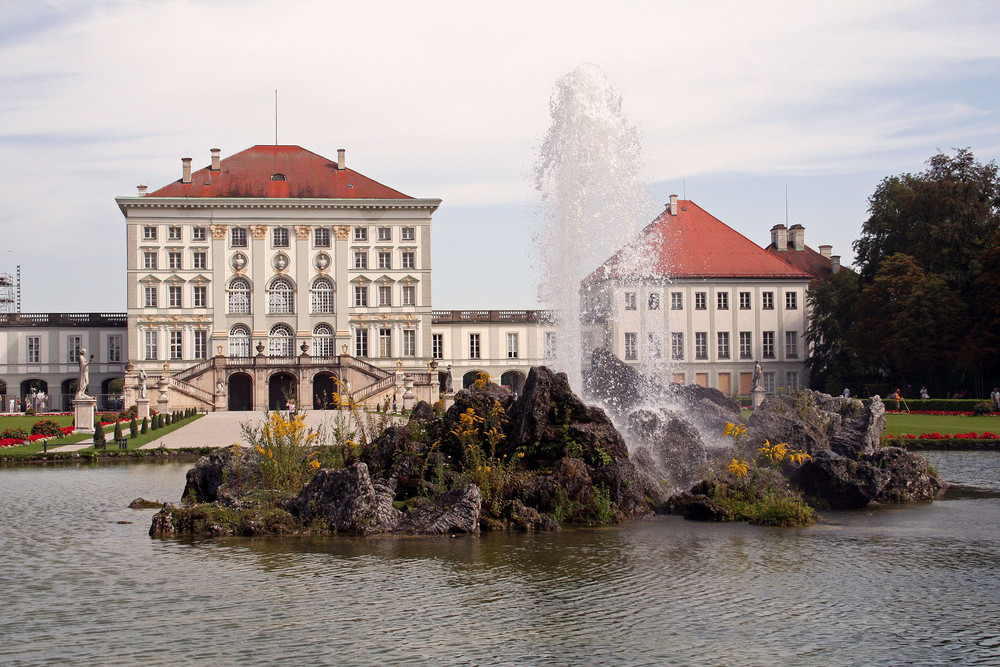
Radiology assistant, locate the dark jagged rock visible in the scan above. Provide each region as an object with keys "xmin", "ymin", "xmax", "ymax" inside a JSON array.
[
  {"xmin": 790, "ymin": 447, "xmax": 945, "ymax": 510},
  {"xmin": 149, "ymin": 507, "xmax": 175, "ymax": 537},
  {"xmin": 398, "ymin": 484, "xmax": 482, "ymax": 534},
  {"xmin": 591, "ymin": 458, "xmax": 663, "ymax": 519},
  {"xmin": 181, "ymin": 446, "xmax": 262, "ymax": 507},
  {"xmin": 287, "ymin": 463, "xmax": 402, "ymax": 535},
  {"xmin": 128, "ymin": 497, "xmax": 164, "ymax": 509},
  {"xmin": 669, "ymin": 492, "xmax": 732, "ymax": 521},
  {"xmin": 508, "ymin": 502, "xmax": 561, "ymax": 531},
  {"xmin": 748, "ymin": 390, "xmax": 884, "ymax": 458},
  {"xmin": 507, "ymin": 366, "xmax": 628, "ymax": 465},
  {"xmin": 625, "ymin": 408, "xmax": 709, "ymax": 490}
]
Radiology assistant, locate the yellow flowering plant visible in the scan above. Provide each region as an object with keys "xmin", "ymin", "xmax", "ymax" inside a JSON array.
[{"xmin": 241, "ymin": 411, "xmax": 322, "ymax": 496}]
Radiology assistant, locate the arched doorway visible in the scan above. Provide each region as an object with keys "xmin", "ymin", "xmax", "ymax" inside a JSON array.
[
  {"xmin": 312, "ymin": 372, "xmax": 338, "ymax": 409},
  {"xmin": 228, "ymin": 373, "xmax": 253, "ymax": 411},
  {"xmin": 102, "ymin": 378, "xmax": 124, "ymax": 411},
  {"xmin": 61, "ymin": 378, "xmax": 78, "ymax": 411},
  {"xmin": 500, "ymin": 370, "xmax": 526, "ymax": 396},
  {"xmin": 268, "ymin": 372, "xmax": 296, "ymax": 410}
]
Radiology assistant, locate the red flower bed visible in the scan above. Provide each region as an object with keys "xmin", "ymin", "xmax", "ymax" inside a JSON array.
[{"xmin": 887, "ymin": 431, "xmax": 999, "ymax": 440}]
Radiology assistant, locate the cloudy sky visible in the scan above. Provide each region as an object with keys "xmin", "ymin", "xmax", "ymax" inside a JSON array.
[{"xmin": 1, "ymin": 0, "xmax": 998, "ymax": 312}]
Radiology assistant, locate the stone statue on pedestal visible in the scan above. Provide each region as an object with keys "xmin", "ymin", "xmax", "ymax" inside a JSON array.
[
  {"xmin": 752, "ymin": 360, "xmax": 763, "ymax": 390},
  {"xmin": 138, "ymin": 369, "xmax": 147, "ymax": 399},
  {"xmin": 77, "ymin": 349, "xmax": 93, "ymax": 398}
]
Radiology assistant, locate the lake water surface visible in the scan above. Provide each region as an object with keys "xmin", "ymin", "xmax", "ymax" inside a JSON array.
[{"xmin": 2, "ymin": 452, "xmax": 999, "ymax": 666}]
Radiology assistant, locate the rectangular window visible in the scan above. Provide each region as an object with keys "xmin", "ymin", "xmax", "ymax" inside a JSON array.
[
  {"xmin": 507, "ymin": 332, "xmax": 519, "ymax": 359},
  {"xmin": 432, "ymin": 333, "xmax": 443, "ymax": 359},
  {"xmin": 168, "ymin": 251, "xmax": 182, "ymax": 270},
  {"xmin": 192, "ymin": 226, "xmax": 207, "ymax": 241},
  {"xmin": 144, "ymin": 285, "xmax": 157, "ymax": 308},
  {"xmin": 143, "ymin": 226, "xmax": 157, "ymax": 241},
  {"xmin": 167, "ymin": 226, "xmax": 181, "ymax": 241},
  {"xmin": 377, "ymin": 226, "xmax": 392, "ymax": 241},
  {"xmin": 544, "ymin": 332, "xmax": 557, "ymax": 359},
  {"xmin": 671, "ymin": 332, "xmax": 684, "ymax": 360},
  {"xmin": 354, "ymin": 285, "xmax": 368, "ymax": 307},
  {"xmin": 354, "ymin": 251, "xmax": 368, "ymax": 269},
  {"xmin": 403, "ymin": 329, "xmax": 416, "ymax": 357},
  {"xmin": 717, "ymin": 331, "xmax": 730, "ymax": 359},
  {"xmin": 401, "ymin": 227, "xmax": 415, "ymax": 241},
  {"xmin": 695, "ymin": 292, "xmax": 707, "ymax": 310},
  {"xmin": 785, "ymin": 292, "xmax": 798, "ymax": 310},
  {"xmin": 739, "ymin": 291, "xmax": 751, "ymax": 310},
  {"xmin": 648, "ymin": 332, "xmax": 662, "ymax": 359},
  {"xmin": 168, "ymin": 285, "xmax": 182, "ymax": 308},
  {"xmin": 62, "ymin": 334, "xmax": 77, "ymax": 362},
  {"xmin": 717, "ymin": 292, "xmax": 729, "ymax": 310},
  {"xmin": 647, "ymin": 293, "xmax": 660, "ymax": 310},
  {"xmin": 785, "ymin": 331, "xmax": 799, "ymax": 358},
  {"xmin": 786, "ymin": 371, "xmax": 800, "ymax": 392},
  {"xmin": 671, "ymin": 292, "xmax": 683, "ymax": 310},
  {"xmin": 107, "ymin": 334, "xmax": 122, "ymax": 363},
  {"xmin": 378, "ymin": 250, "xmax": 392, "ymax": 269},
  {"xmin": 402, "ymin": 285, "xmax": 416, "ymax": 306},
  {"xmin": 314, "ymin": 227, "xmax": 330, "ymax": 248},
  {"xmin": 763, "ymin": 331, "xmax": 775, "ymax": 359},
  {"xmin": 695, "ymin": 332, "xmax": 708, "ymax": 359},
  {"xmin": 27, "ymin": 336, "xmax": 40, "ymax": 363},
  {"xmin": 762, "ymin": 292, "xmax": 774, "ymax": 310},
  {"xmin": 193, "ymin": 285, "xmax": 207, "ymax": 308},
  {"xmin": 378, "ymin": 284, "xmax": 392, "ymax": 306},
  {"xmin": 763, "ymin": 371, "xmax": 776, "ymax": 395},
  {"xmin": 469, "ymin": 333, "xmax": 481, "ymax": 359},
  {"xmin": 193, "ymin": 330, "xmax": 207, "ymax": 359},
  {"xmin": 354, "ymin": 226, "xmax": 368, "ymax": 242},
  {"xmin": 624, "ymin": 332, "xmax": 638, "ymax": 360},
  {"xmin": 169, "ymin": 331, "xmax": 182, "ymax": 359},
  {"xmin": 231, "ymin": 227, "xmax": 247, "ymax": 248},
  {"xmin": 401, "ymin": 251, "xmax": 415, "ymax": 269},
  {"xmin": 192, "ymin": 250, "xmax": 207, "ymax": 269},
  {"xmin": 354, "ymin": 329, "xmax": 368, "ymax": 357},
  {"xmin": 739, "ymin": 331, "xmax": 753, "ymax": 359},
  {"xmin": 144, "ymin": 330, "xmax": 158, "ymax": 360},
  {"xmin": 143, "ymin": 251, "xmax": 157, "ymax": 270},
  {"xmin": 273, "ymin": 227, "xmax": 289, "ymax": 247},
  {"xmin": 379, "ymin": 328, "xmax": 392, "ymax": 357},
  {"xmin": 624, "ymin": 292, "xmax": 637, "ymax": 310}
]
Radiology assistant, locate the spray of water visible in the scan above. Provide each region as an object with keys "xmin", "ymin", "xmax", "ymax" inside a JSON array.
[{"xmin": 533, "ymin": 64, "xmax": 653, "ymax": 390}]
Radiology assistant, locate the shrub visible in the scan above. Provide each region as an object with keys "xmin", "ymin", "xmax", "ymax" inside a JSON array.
[
  {"xmin": 113, "ymin": 420, "xmax": 124, "ymax": 442},
  {"xmin": 93, "ymin": 421, "xmax": 106, "ymax": 444},
  {"xmin": 30, "ymin": 419, "xmax": 62, "ymax": 437},
  {"xmin": 130, "ymin": 417, "xmax": 138, "ymax": 439},
  {"xmin": 974, "ymin": 400, "xmax": 994, "ymax": 415},
  {"xmin": 0, "ymin": 428, "xmax": 30, "ymax": 441},
  {"xmin": 150, "ymin": 415, "xmax": 158, "ymax": 430},
  {"xmin": 141, "ymin": 417, "xmax": 148, "ymax": 434}
]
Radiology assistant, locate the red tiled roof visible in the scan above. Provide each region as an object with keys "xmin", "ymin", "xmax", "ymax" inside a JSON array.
[
  {"xmin": 147, "ymin": 145, "xmax": 412, "ymax": 199},
  {"xmin": 764, "ymin": 243, "xmax": 833, "ymax": 280},
  {"xmin": 587, "ymin": 200, "xmax": 813, "ymax": 281}
]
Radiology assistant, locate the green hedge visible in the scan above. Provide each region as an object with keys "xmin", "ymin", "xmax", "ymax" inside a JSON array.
[
  {"xmin": 897, "ymin": 439, "xmax": 1000, "ymax": 449},
  {"xmin": 882, "ymin": 399, "xmax": 984, "ymax": 412}
]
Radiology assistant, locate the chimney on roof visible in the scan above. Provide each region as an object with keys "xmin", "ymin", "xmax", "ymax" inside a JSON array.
[
  {"xmin": 181, "ymin": 157, "xmax": 192, "ymax": 184},
  {"xmin": 137, "ymin": 185, "xmax": 147, "ymax": 196},
  {"xmin": 788, "ymin": 224, "xmax": 805, "ymax": 251},
  {"xmin": 337, "ymin": 149, "xmax": 346, "ymax": 170},
  {"xmin": 819, "ymin": 244, "xmax": 832, "ymax": 258},
  {"xmin": 770, "ymin": 224, "xmax": 788, "ymax": 251},
  {"xmin": 669, "ymin": 194, "xmax": 678, "ymax": 216},
  {"xmin": 831, "ymin": 255, "xmax": 841, "ymax": 273},
  {"xmin": 211, "ymin": 148, "xmax": 221, "ymax": 171}
]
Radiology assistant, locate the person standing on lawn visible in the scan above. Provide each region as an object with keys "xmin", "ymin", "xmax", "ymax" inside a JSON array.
[{"xmin": 991, "ymin": 387, "xmax": 1000, "ymax": 412}]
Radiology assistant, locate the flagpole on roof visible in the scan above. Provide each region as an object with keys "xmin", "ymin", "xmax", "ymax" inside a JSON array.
[{"xmin": 275, "ymin": 90, "xmax": 278, "ymax": 145}]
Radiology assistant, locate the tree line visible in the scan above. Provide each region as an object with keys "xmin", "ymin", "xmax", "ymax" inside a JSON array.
[{"xmin": 807, "ymin": 149, "xmax": 1000, "ymax": 398}]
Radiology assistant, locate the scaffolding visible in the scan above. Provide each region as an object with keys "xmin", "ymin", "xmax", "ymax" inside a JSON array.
[{"xmin": 0, "ymin": 266, "xmax": 20, "ymax": 313}]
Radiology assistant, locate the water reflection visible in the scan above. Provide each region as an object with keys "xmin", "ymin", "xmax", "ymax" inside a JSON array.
[{"xmin": 1, "ymin": 453, "xmax": 999, "ymax": 665}]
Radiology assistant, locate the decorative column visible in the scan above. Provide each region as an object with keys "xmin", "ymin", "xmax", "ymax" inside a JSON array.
[
  {"xmin": 333, "ymin": 225, "xmax": 351, "ymax": 352},
  {"xmin": 429, "ymin": 358, "xmax": 440, "ymax": 405},
  {"xmin": 157, "ymin": 362, "xmax": 171, "ymax": 414}
]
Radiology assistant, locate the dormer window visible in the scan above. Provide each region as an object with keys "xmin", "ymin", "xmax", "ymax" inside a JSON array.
[{"xmin": 270, "ymin": 173, "xmax": 286, "ymax": 181}]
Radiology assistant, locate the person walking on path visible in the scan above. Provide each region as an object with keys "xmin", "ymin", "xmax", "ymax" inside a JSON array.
[{"xmin": 992, "ymin": 387, "xmax": 1000, "ymax": 412}]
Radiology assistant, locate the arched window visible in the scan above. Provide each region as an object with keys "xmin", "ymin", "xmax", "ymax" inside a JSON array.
[
  {"xmin": 312, "ymin": 323, "xmax": 335, "ymax": 357},
  {"xmin": 229, "ymin": 324, "xmax": 251, "ymax": 357},
  {"xmin": 311, "ymin": 277, "xmax": 335, "ymax": 314},
  {"xmin": 268, "ymin": 277, "xmax": 294, "ymax": 314},
  {"xmin": 228, "ymin": 278, "xmax": 251, "ymax": 314},
  {"xmin": 269, "ymin": 323, "xmax": 294, "ymax": 357}
]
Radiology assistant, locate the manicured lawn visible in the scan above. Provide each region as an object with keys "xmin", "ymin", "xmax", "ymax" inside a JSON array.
[
  {"xmin": 0, "ymin": 414, "xmax": 75, "ymax": 430},
  {"xmin": 884, "ymin": 413, "xmax": 1000, "ymax": 437},
  {"xmin": 0, "ymin": 414, "xmax": 205, "ymax": 456}
]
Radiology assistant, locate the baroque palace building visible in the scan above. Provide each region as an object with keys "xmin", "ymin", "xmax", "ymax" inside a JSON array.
[{"xmin": 0, "ymin": 145, "xmax": 833, "ymax": 412}]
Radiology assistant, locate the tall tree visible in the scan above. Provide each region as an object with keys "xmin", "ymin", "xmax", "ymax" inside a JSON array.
[
  {"xmin": 853, "ymin": 148, "xmax": 1000, "ymax": 299},
  {"xmin": 805, "ymin": 269, "xmax": 873, "ymax": 390}
]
